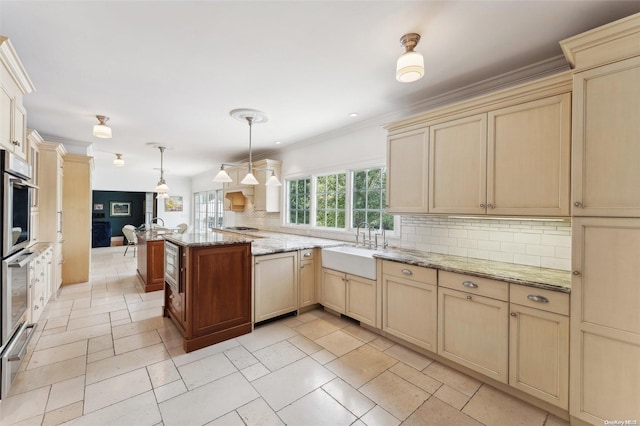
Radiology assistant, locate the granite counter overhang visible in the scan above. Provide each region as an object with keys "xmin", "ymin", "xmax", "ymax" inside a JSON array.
[
  {"xmin": 373, "ymin": 248, "xmax": 571, "ymax": 293},
  {"xmin": 163, "ymin": 232, "xmax": 253, "ymax": 248}
]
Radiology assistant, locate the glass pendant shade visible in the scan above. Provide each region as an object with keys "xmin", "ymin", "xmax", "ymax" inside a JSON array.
[
  {"xmin": 156, "ymin": 192, "xmax": 169, "ymax": 199},
  {"xmin": 265, "ymin": 173, "xmax": 282, "ymax": 187},
  {"xmin": 154, "ymin": 181, "xmax": 169, "ymax": 193},
  {"xmin": 93, "ymin": 115, "xmax": 112, "ymax": 138},
  {"xmin": 240, "ymin": 172, "xmax": 259, "ymax": 185},
  {"xmin": 113, "ymin": 153, "xmax": 124, "ymax": 167},
  {"xmin": 396, "ymin": 51, "xmax": 424, "ymax": 83},
  {"xmin": 213, "ymin": 168, "xmax": 233, "ymax": 183}
]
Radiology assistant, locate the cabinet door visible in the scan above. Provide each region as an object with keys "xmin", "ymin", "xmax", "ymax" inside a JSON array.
[
  {"xmin": 382, "ymin": 273, "xmax": 437, "ymax": 352},
  {"xmin": 254, "ymin": 252, "xmax": 298, "ymax": 322},
  {"xmin": 386, "ymin": 128, "xmax": 428, "ymax": 213},
  {"xmin": 429, "ymin": 114, "xmax": 487, "ymax": 215},
  {"xmin": 438, "ymin": 287, "xmax": 509, "ymax": 383},
  {"xmin": 321, "ymin": 268, "xmax": 346, "ymax": 313},
  {"xmin": 487, "ymin": 93, "xmax": 571, "ymax": 216},
  {"xmin": 509, "ymin": 304, "xmax": 569, "ymax": 409},
  {"xmin": 299, "ymin": 258, "xmax": 316, "ymax": 308},
  {"xmin": 572, "ymin": 56, "xmax": 640, "ymax": 217},
  {"xmin": 570, "ymin": 218, "xmax": 640, "ymax": 423},
  {"xmin": 12, "ymin": 103, "xmax": 27, "ymax": 159},
  {"xmin": 0, "ymin": 86, "xmax": 12, "ymax": 151},
  {"xmin": 345, "ymin": 274, "xmax": 376, "ymax": 327}
]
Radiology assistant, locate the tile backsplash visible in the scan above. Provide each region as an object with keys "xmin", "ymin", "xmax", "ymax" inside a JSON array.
[{"xmin": 235, "ymin": 206, "xmax": 571, "ymax": 271}]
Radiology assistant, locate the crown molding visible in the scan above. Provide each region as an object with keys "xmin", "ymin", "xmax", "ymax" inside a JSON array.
[{"xmin": 0, "ymin": 36, "xmax": 35, "ymax": 94}]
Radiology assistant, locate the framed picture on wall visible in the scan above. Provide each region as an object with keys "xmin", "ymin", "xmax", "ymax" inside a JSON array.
[
  {"xmin": 94, "ymin": 203, "xmax": 104, "ymax": 211},
  {"xmin": 110, "ymin": 201, "xmax": 131, "ymax": 217},
  {"xmin": 164, "ymin": 196, "xmax": 183, "ymax": 212}
]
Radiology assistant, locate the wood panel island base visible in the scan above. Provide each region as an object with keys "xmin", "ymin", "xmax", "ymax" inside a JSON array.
[{"xmin": 162, "ymin": 233, "xmax": 253, "ymax": 353}]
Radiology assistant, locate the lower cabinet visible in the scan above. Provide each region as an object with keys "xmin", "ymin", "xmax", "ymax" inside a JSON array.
[
  {"xmin": 382, "ymin": 260, "xmax": 438, "ymax": 352},
  {"xmin": 298, "ymin": 249, "xmax": 317, "ymax": 309},
  {"xmin": 321, "ymin": 267, "xmax": 377, "ymax": 327},
  {"xmin": 254, "ymin": 251, "xmax": 298, "ymax": 323},
  {"xmin": 438, "ymin": 273, "xmax": 509, "ymax": 384},
  {"xmin": 29, "ymin": 245, "xmax": 53, "ymax": 323},
  {"xmin": 136, "ymin": 233, "xmax": 165, "ymax": 292}
]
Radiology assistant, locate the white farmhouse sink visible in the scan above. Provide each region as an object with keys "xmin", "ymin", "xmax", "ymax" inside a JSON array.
[{"xmin": 322, "ymin": 246, "xmax": 377, "ymax": 280}]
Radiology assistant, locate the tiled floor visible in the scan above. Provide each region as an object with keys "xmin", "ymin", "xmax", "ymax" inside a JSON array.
[{"xmin": 0, "ymin": 246, "xmax": 571, "ymax": 425}]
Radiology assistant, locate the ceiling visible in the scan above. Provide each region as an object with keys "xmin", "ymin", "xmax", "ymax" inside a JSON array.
[{"xmin": 1, "ymin": 1, "xmax": 640, "ymax": 180}]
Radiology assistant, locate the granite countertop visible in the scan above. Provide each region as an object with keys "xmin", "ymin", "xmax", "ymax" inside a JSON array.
[
  {"xmin": 212, "ymin": 229, "xmax": 344, "ymax": 255},
  {"xmin": 163, "ymin": 232, "xmax": 252, "ymax": 248},
  {"xmin": 136, "ymin": 230, "xmax": 169, "ymax": 242},
  {"xmin": 373, "ymin": 248, "xmax": 571, "ymax": 293}
]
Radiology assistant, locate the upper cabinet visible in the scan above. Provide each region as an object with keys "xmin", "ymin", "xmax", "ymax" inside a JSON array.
[
  {"xmin": 0, "ymin": 37, "xmax": 35, "ymax": 159},
  {"xmin": 386, "ymin": 73, "xmax": 572, "ymax": 217}
]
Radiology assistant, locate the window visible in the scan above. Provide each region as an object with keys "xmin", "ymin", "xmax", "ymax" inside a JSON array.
[
  {"xmin": 288, "ymin": 178, "xmax": 311, "ymax": 225},
  {"xmin": 352, "ymin": 167, "xmax": 394, "ymax": 230},
  {"xmin": 316, "ymin": 173, "xmax": 347, "ymax": 228},
  {"xmin": 193, "ymin": 190, "xmax": 223, "ymax": 233}
]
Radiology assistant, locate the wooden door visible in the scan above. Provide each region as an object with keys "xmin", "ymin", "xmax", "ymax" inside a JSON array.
[
  {"xmin": 321, "ymin": 268, "xmax": 346, "ymax": 314},
  {"xmin": 386, "ymin": 128, "xmax": 429, "ymax": 213},
  {"xmin": 487, "ymin": 93, "xmax": 571, "ymax": 216},
  {"xmin": 570, "ymin": 218, "xmax": 640, "ymax": 423},
  {"xmin": 345, "ymin": 274, "xmax": 376, "ymax": 326},
  {"xmin": 13, "ymin": 103, "xmax": 27, "ymax": 159},
  {"xmin": 0, "ymin": 86, "xmax": 13, "ymax": 151},
  {"xmin": 254, "ymin": 252, "xmax": 298, "ymax": 322},
  {"xmin": 299, "ymin": 257, "xmax": 316, "ymax": 308},
  {"xmin": 572, "ymin": 56, "xmax": 640, "ymax": 217},
  {"xmin": 429, "ymin": 114, "xmax": 487, "ymax": 215}
]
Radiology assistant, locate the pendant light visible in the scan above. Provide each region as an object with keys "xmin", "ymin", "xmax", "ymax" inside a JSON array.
[
  {"xmin": 396, "ymin": 33, "xmax": 424, "ymax": 83},
  {"xmin": 153, "ymin": 146, "xmax": 170, "ymax": 194},
  {"xmin": 93, "ymin": 115, "xmax": 112, "ymax": 138},
  {"xmin": 266, "ymin": 170, "xmax": 282, "ymax": 187},
  {"xmin": 113, "ymin": 153, "xmax": 125, "ymax": 167}
]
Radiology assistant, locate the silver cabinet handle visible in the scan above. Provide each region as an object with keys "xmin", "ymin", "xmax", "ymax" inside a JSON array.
[
  {"xmin": 574, "ymin": 201, "xmax": 582, "ymax": 207},
  {"xmin": 401, "ymin": 269, "xmax": 412, "ymax": 276},
  {"xmin": 527, "ymin": 295, "xmax": 549, "ymax": 304},
  {"xmin": 487, "ymin": 204, "xmax": 494, "ymax": 209},
  {"xmin": 462, "ymin": 281, "xmax": 478, "ymax": 289},
  {"xmin": 480, "ymin": 204, "xmax": 486, "ymax": 208},
  {"xmin": 303, "ymin": 252, "xmax": 311, "ymax": 257},
  {"xmin": 510, "ymin": 312, "xmax": 517, "ymax": 317},
  {"xmin": 169, "ymin": 294, "xmax": 174, "ymax": 299},
  {"xmin": 572, "ymin": 271, "xmax": 580, "ymax": 276}
]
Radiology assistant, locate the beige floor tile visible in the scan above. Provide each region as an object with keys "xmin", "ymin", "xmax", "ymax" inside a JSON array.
[
  {"xmin": 66, "ymin": 313, "xmax": 111, "ymax": 331},
  {"xmin": 114, "ymin": 329, "xmax": 162, "ymax": 354},
  {"xmin": 207, "ymin": 410, "xmax": 246, "ymax": 426},
  {"xmin": 253, "ymin": 340, "xmax": 306, "ymax": 371},
  {"xmin": 42, "ymin": 401, "xmax": 83, "ymax": 426},
  {"xmin": 85, "ymin": 343, "xmax": 169, "ymax": 385},
  {"xmin": 87, "ymin": 348, "xmax": 114, "ymax": 363},
  {"xmin": 236, "ymin": 322, "xmax": 297, "ymax": 352},
  {"xmin": 287, "ymin": 334, "xmax": 323, "ymax": 355},
  {"xmin": 159, "ymin": 372, "xmax": 258, "ymax": 426},
  {"xmin": 237, "ymin": 397, "xmax": 284, "ymax": 425},
  {"xmin": 71, "ymin": 297, "xmax": 91, "ymax": 310},
  {"xmin": 140, "ymin": 290, "xmax": 164, "ymax": 302},
  {"xmin": 341, "ymin": 324, "xmax": 378, "ymax": 343},
  {"xmin": 389, "ymin": 362, "xmax": 442, "ymax": 394},
  {"xmin": 153, "ymin": 380, "xmax": 188, "ymax": 404},
  {"xmin": 69, "ymin": 390, "xmax": 161, "ymax": 426},
  {"xmin": 545, "ymin": 415, "xmax": 570, "ymax": 426},
  {"xmin": 109, "ymin": 309, "xmax": 130, "ymax": 322},
  {"xmin": 169, "ymin": 337, "xmax": 239, "ymax": 368},
  {"xmin": 277, "ymin": 315, "xmax": 303, "ymax": 328},
  {"xmin": 179, "ymin": 352, "xmax": 237, "ymax": 390},
  {"xmin": 110, "ymin": 318, "xmax": 132, "ymax": 327},
  {"xmin": 322, "ymin": 377, "xmax": 375, "ymax": 417},
  {"xmin": 123, "ymin": 293, "xmax": 143, "ymax": 304},
  {"xmin": 8, "ymin": 414, "xmax": 43, "ymax": 425},
  {"xmin": 35, "ymin": 323, "xmax": 111, "ymax": 351},
  {"xmin": 87, "ymin": 334, "xmax": 113, "ymax": 354},
  {"xmin": 0, "ymin": 386, "xmax": 49, "ymax": 424},
  {"xmin": 296, "ymin": 311, "xmax": 321, "ymax": 323},
  {"xmin": 252, "ymin": 357, "xmax": 335, "ymax": 411},
  {"xmin": 111, "ymin": 316, "xmax": 166, "ymax": 340},
  {"xmin": 41, "ymin": 326, "xmax": 67, "ymax": 337},
  {"xmin": 293, "ymin": 318, "xmax": 340, "ymax": 340},
  {"xmin": 69, "ymin": 301, "xmax": 128, "ymax": 320},
  {"xmin": 326, "ymin": 345, "xmax": 397, "ymax": 388},
  {"xmin": 384, "ymin": 344, "xmax": 433, "ymax": 370},
  {"xmin": 240, "ymin": 363, "xmax": 271, "ymax": 382},
  {"xmin": 128, "ymin": 298, "xmax": 164, "ymax": 312},
  {"xmin": 91, "ymin": 294, "xmax": 126, "ymax": 307},
  {"xmin": 9, "ymin": 356, "xmax": 86, "ymax": 396},
  {"xmin": 157, "ymin": 323, "xmax": 182, "ymax": 344},
  {"xmin": 311, "ymin": 348, "xmax": 337, "ymax": 364},
  {"xmin": 224, "ymin": 345, "xmax": 260, "ymax": 369},
  {"xmin": 359, "ymin": 370, "xmax": 430, "ymax": 421},
  {"xmin": 423, "ymin": 362, "xmax": 482, "ymax": 397},
  {"xmin": 403, "ymin": 397, "xmax": 483, "ymax": 426},
  {"xmin": 40, "ymin": 306, "xmax": 72, "ymax": 321},
  {"xmin": 278, "ymin": 388, "xmax": 356, "ymax": 426},
  {"xmin": 27, "ymin": 340, "xmax": 87, "ymax": 370},
  {"xmin": 147, "ymin": 359, "xmax": 181, "ymax": 388},
  {"xmin": 360, "ymin": 405, "xmax": 401, "ymax": 426},
  {"xmin": 368, "ymin": 337, "xmax": 394, "ymax": 352},
  {"xmin": 46, "ymin": 375, "xmax": 85, "ymax": 412},
  {"xmin": 462, "ymin": 385, "xmax": 547, "ymax": 426},
  {"xmin": 84, "ymin": 367, "xmax": 152, "ymax": 414},
  {"xmin": 434, "ymin": 384, "xmax": 470, "ymax": 410},
  {"xmin": 130, "ymin": 306, "xmax": 164, "ymax": 322},
  {"xmin": 44, "ymin": 315, "xmax": 69, "ymax": 330},
  {"xmin": 315, "ymin": 329, "xmax": 365, "ymax": 356}
]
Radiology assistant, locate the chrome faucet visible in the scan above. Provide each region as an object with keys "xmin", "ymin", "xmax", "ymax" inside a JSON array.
[
  {"xmin": 151, "ymin": 217, "xmax": 165, "ymax": 227},
  {"xmin": 355, "ymin": 222, "xmax": 369, "ymax": 247}
]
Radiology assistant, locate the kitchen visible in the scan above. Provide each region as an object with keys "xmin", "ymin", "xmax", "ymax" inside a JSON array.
[{"xmin": 0, "ymin": 1, "xmax": 639, "ymax": 425}]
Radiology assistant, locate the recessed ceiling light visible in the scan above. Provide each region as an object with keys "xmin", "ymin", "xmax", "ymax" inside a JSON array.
[
  {"xmin": 275, "ymin": 141, "xmax": 281, "ymax": 145},
  {"xmin": 349, "ymin": 112, "xmax": 359, "ymax": 117}
]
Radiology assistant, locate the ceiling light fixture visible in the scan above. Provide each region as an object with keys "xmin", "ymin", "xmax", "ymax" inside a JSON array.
[
  {"xmin": 93, "ymin": 115, "xmax": 112, "ymax": 138},
  {"xmin": 153, "ymin": 145, "xmax": 170, "ymax": 195},
  {"xmin": 113, "ymin": 153, "xmax": 125, "ymax": 167},
  {"xmin": 396, "ymin": 33, "xmax": 424, "ymax": 83},
  {"xmin": 212, "ymin": 109, "xmax": 282, "ymax": 187}
]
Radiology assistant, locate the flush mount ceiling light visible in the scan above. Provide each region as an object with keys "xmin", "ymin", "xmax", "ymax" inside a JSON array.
[
  {"xmin": 93, "ymin": 115, "xmax": 112, "ymax": 138},
  {"xmin": 396, "ymin": 33, "xmax": 424, "ymax": 83},
  {"xmin": 113, "ymin": 153, "xmax": 125, "ymax": 167},
  {"xmin": 212, "ymin": 108, "xmax": 282, "ymax": 187},
  {"xmin": 152, "ymin": 145, "xmax": 170, "ymax": 195}
]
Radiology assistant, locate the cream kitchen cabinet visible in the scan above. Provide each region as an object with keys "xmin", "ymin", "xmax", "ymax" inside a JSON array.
[
  {"xmin": 254, "ymin": 251, "xmax": 298, "ymax": 323},
  {"xmin": 438, "ymin": 272, "xmax": 509, "ymax": 383},
  {"xmin": 570, "ymin": 56, "xmax": 640, "ymax": 217},
  {"xmin": 28, "ymin": 130, "xmax": 41, "ymax": 245},
  {"xmin": 509, "ymin": 285, "xmax": 569, "ymax": 409},
  {"xmin": 386, "ymin": 128, "xmax": 428, "ymax": 214},
  {"xmin": 382, "ymin": 260, "xmax": 437, "ymax": 352},
  {"xmin": 253, "ymin": 159, "xmax": 282, "ymax": 212},
  {"xmin": 0, "ymin": 37, "xmax": 34, "ymax": 160},
  {"xmin": 321, "ymin": 267, "xmax": 377, "ymax": 327},
  {"xmin": 29, "ymin": 245, "xmax": 53, "ymax": 323},
  {"xmin": 298, "ymin": 249, "xmax": 317, "ymax": 310}
]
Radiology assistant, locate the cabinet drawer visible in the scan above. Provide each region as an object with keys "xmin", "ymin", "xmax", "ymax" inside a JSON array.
[
  {"xmin": 299, "ymin": 249, "xmax": 315, "ymax": 260},
  {"xmin": 439, "ymin": 271, "xmax": 508, "ymax": 301},
  {"xmin": 382, "ymin": 260, "xmax": 437, "ymax": 284},
  {"xmin": 510, "ymin": 285, "xmax": 569, "ymax": 316}
]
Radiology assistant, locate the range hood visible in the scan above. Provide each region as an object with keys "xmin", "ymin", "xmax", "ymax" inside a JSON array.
[{"xmin": 225, "ymin": 190, "xmax": 251, "ymax": 212}]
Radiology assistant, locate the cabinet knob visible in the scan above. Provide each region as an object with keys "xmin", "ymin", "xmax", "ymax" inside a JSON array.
[
  {"xmin": 169, "ymin": 295, "xmax": 174, "ymax": 299},
  {"xmin": 480, "ymin": 204, "xmax": 486, "ymax": 208},
  {"xmin": 401, "ymin": 269, "xmax": 413, "ymax": 276},
  {"xmin": 572, "ymin": 271, "xmax": 580, "ymax": 276},
  {"xmin": 487, "ymin": 204, "xmax": 494, "ymax": 209},
  {"xmin": 303, "ymin": 252, "xmax": 311, "ymax": 257},
  {"xmin": 466, "ymin": 295, "xmax": 472, "ymax": 301},
  {"xmin": 34, "ymin": 305, "xmax": 39, "ymax": 310},
  {"xmin": 300, "ymin": 265, "xmax": 304, "ymax": 269},
  {"xmin": 574, "ymin": 201, "xmax": 582, "ymax": 207},
  {"xmin": 12, "ymin": 140, "xmax": 20, "ymax": 146},
  {"xmin": 510, "ymin": 312, "xmax": 517, "ymax": 317}
]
